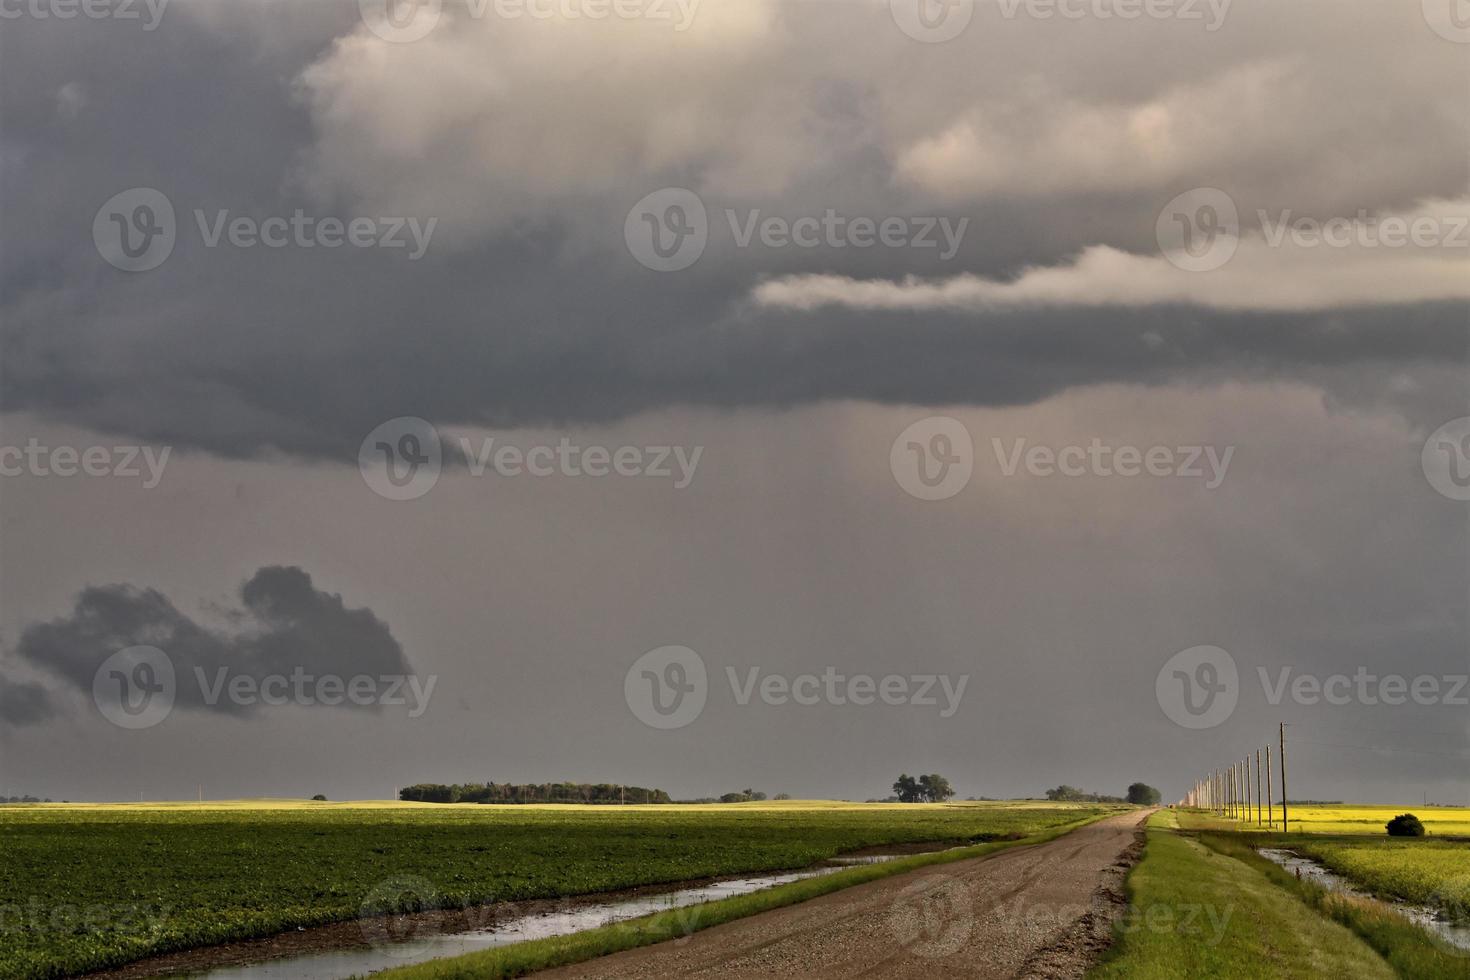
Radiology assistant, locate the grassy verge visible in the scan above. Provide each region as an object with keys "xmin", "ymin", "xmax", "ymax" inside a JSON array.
[
  {"xmin": 1088, "ymin": 812, "xmax": 1398, "ymax": 979},
  {"xmin": 370, "ymin": 812, "xmax": 1116, "ymax": 980},
  {"xmin": 1197, "ymin": 833, "xmax": 1470, "ymax": 979}
]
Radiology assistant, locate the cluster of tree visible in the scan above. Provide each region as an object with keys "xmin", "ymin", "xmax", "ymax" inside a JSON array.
[
  {"xmin": 1126, "ymin": 783, "xmax": 1162, "ymax": 805},
  {"xmin": 680, "ymin": 791, "xmax": 792, "ymax": 803},
  {"xmin": 1044, "ymin": 785, "xmax": 1121, "ymax": 803},
  {"xmin": 0, "ymin": 795, "xmax": 53, "ymax": 804},
  {"xmin": 399, "ymin": 782, "xmax": 671, "ymax": 804},
  {"xmin": 892, "ymin": 774, "xmax": 955, "ymax": 803},
  {"xmin": 1043, "ymin": 783, "xmax": 1161, "ymax": 805}
]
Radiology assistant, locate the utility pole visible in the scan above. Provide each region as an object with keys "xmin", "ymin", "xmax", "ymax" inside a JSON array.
[
  {"xmin": 1255, "ymin": 750, "xmax": 1262, "ymax": 826},
  {"xmin": 1265, "ymin": 745, "xmax": 1273, "ymax": 829},
  {"xmin": 1279, "ymin": 723, "xmax": 1289, "ymax": 833}
]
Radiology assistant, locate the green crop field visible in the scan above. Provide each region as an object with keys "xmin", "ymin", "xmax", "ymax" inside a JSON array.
[
  {"xmin": 1182, "ymin": 805, "xmax": 1470, "ymax": 837},
  {"xmin": 0, "ymin": 799, "xmax": 1110, "ymax": 980},
  {"xmin": 1177, "ymin": 805, "xmax": 1470, "ymax": 919},
  {"xmin": 1289, "ymin": 839, "xmax": 1470, "ymax": 919}
]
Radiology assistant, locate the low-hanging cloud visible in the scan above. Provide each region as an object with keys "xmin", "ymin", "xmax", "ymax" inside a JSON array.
[
  {"xmin": 753, "ymin": 195, "xmax": 1470, "ymax": 314},
  {"xmin": 12, "ymin": 566, "xmax": 415, "ymax": 722}
]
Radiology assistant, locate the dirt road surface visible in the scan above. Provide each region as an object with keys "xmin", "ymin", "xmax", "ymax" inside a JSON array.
[{"xmin": 540, "ymin": 809, "xmax": 1152, "ymax": 980}]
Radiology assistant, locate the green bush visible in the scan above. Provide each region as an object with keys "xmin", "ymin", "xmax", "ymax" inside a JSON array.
[{"xmin": 1385, "ymin": 813, "xmax": 1426, "ymax": 837}]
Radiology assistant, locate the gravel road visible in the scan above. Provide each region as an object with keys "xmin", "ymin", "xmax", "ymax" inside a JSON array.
[{"xmin": 540, "ymin": 809, "xmax": 1152, "ymax": 979}]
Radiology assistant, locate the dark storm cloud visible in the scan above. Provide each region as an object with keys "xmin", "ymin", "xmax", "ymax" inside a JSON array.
[
  {"xmin": 0, "ymin": 677, "xmax": 54, "ymax": 726},
  {"xmin": 13, "ymin": 565, "xmax": 414, "ymax": 720},
  {"xmin": 1, "ymin": 3, "xmax": 1465, "ymax": 463}
]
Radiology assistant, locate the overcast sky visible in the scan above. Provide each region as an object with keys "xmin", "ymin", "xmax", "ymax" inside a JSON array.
[{"xmin": 1, "ymin": 0, "xmax": 1466, "ymax": 805}]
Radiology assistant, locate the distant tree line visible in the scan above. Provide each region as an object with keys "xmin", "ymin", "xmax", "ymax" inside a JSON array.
[
  {"xmin": 1045, "ymin": 785, "xmax": 1127, "ymax": 803},
  {"xmin": 399, "ymin": 782, "xmax": 671, "ymax": 804},
  {"xmin": 1043, "ymin": 783, "xmax": 1161, "ymax": 805},
  {"xmin": 0, "ymin": 795, "xmax": 53, "ymax": 804}
]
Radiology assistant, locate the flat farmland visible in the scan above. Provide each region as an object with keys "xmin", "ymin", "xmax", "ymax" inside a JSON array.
[{"xmin": 0, "ymin": 799, "xmax": 1110, "ymax": 979}]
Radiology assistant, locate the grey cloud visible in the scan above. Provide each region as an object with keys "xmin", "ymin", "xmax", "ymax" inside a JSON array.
[
  {"xmin": 15, "ymin": 566, "xmax": 414, "ymax": 717},
  {"xmin": 0, "ymin": 677, "xmax": 55, "ymax": 727}
]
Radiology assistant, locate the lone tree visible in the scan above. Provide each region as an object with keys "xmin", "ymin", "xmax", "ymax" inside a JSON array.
[
  {"xmin": 1126, "ymin": 783, "xmax": 1161, "ymax": 806},
  {"xmin": 1386, "ymin": 813, "xmax": 1426, "ymax": 837}
]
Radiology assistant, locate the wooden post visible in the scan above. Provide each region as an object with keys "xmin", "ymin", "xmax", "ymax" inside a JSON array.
[
  {"xmin": 1279, "ymin": 723, "xmax": 1289, "ymax": 833},
  {"xmin": 1255, "ymin": 750, "xmax": 1262, "ymax": 826},
  {"xmin": 1265, "ymin": 745, "xmax": 1273, "ymax": 829}
]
